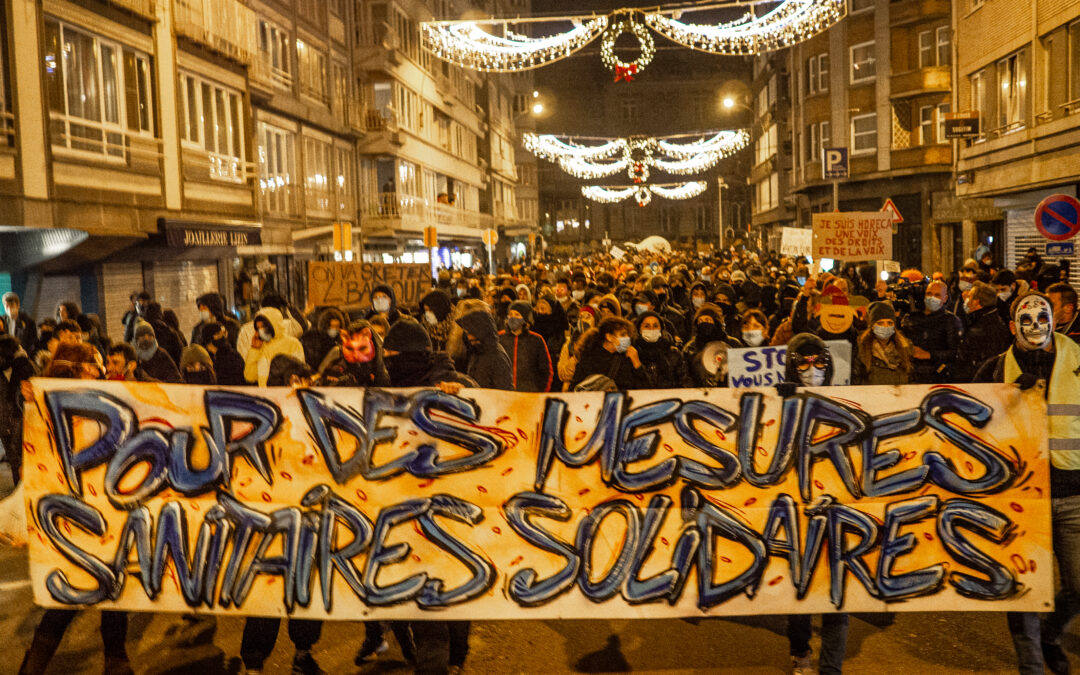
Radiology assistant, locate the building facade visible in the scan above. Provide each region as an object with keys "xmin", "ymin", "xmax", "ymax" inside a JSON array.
[{"xmin": 954, "ymin": 0, "xmax": 1080, "ymax": 281}]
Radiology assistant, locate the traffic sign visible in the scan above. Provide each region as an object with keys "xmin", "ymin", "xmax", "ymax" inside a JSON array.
[
  {"xmin": 482, "ymin": 228, "xmax": 499, "ymax": 246},
  {"xmin": 945, "ymin": 112, "xmax": 980, "ymax": 139},
  {"xmin": 881, "ymin": 198, "xmax": 904, "ymax": 224},
  {"xmin": 1035, "ymin": 194, "xmax": 1080, "ymax": 241},
  {"xmin": 1046, "ymin": 242, "xmax": 1075, "ymax": 257},
  {"xmin": 823, "ymin": 147, "xmax": 848, "ymax": 179}
]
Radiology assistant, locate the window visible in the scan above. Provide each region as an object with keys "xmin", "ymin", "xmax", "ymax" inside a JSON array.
[
  {"xmin": 178, "ymin": 72, "xmax": 245, "ymax": 181},
  {"xmin": 807, "ymin": 54, "xmax": 828, "ymax": 94},
  {"xmin": 998, "ymin": 49, "xmax": 1028, "ymax": 130},
  {"xmin": 971, "ymin": 69, "xmax": 991, "ymax": 138},
  {"xmin": 755, "ymin": 124, "xmax": 777, "ymax": 165},
  {"xmin": 936, "ymin": 27, "xmax": 951, "ymax": 67},
  {"xmin": 257, "ymin": 19, "xmax": 291, "ymax": 89},
  {"xmin": 303, "ymin": 135, "xmax": 332, "ymax": 213},
  {"xmin": 821, "ymin": 120, "xmax": 831, "ymax": 151},
  {"xmin": 850, "ymin": 42, "xmax": 876, "ymax": 83},
  {"xmin": 937, "ymin": 103, "xmax": 950, "ymax": 143},
  {"xmin": 331, "ymin": 62, "xmax": 348, "ymax": 124},
  {"xmin": 850, "ymin": 0, "xmax": 873, "ymax": 12},
  {"xmin": 919, "ymin": 105, "xmax": 934, "ymax": 144},
  {"xmin": 257, "ymin": 122, "xmax": 295, "ymax": 214},
  {"xmin": 1070, "ymin": 21, "xmax": 1080, "ymax": 101},
  {"xmin": 695, "ymin": 205, "xmax": 708, "ymax": 232},
  {"xmin": 43, "ymin": 17, "xmax": 154, "ymax": 159},
  {"xmin": 851, "ymin": 113, "xmax": 877, "ymax": 154},
  {"xmin": 755, "ymin": 173, "xmax": 780, "ymax": 213},
  {"xmin": 297, "ymin": 39, "xmax": 328, "ymax": 104},
  {"xmin": 808, "ymin": 120, "xmax": 830, "ymax": 161},
  {"xmin": 334, "ymin": 146, "xmax": 354, "ymax": 216},
  {"xmin": 919, "ymin": 31, "xmax": 933, "ymax": 69}
]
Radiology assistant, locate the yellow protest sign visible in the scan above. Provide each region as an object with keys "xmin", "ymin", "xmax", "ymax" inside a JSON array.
[
  {"xmin": 307, "ymin": 262, "xmax": 430, "ymax": 308},
  {"xmin": 22, "ymin": 380, "xmax": 1051, "ymax": 619}
]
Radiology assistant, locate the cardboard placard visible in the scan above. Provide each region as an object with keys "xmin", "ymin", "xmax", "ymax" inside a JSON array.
[
  {"xmin": 727, "ymin": 340, "xmax": 852, "ymax": 388},
  {"xmin": 307, "ymin": 262, "xmax": 430, "ymax": 308},
  {"xmin": 780, "ymin": 227, "xmax": 813, "ymax": 258},
  {"xmin": 812, "ymin": 212, "xmax": 893, "ymax": 261}
]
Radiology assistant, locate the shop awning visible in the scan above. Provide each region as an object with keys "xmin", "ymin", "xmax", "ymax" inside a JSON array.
[{"xmin": 0, "ymin": 226, "xmax": 90, "ymax": 273}]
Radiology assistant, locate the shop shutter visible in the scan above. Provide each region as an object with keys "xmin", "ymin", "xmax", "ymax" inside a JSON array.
[
  {"xmin": 1009, "ymin": 231, "xmax": 1080, "ymax": 288},
  {"xmin": 101, "ymin": 262, "xmax": 144, "ymax": 342},
  {"xmin": 35, "ymin": 276, "xmax": 81, "ymax": 323},
  {"xmin": 153, "ymin": 261, "xmax": 219, "ymax": 341}
]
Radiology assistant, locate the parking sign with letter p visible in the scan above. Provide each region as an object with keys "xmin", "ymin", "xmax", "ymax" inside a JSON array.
[{"xmin": 823, "ymin": 147, "xmax": 849, "ymax": 179}]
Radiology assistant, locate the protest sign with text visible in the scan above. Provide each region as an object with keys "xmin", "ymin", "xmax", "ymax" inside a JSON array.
[
  {"xmin": 307, "ymin": 262, "xmax": 430, "ymax": 308},
  {"xmin": 780, "ymin": 227, "xmax": 813, "ymax": 259},
  {"xmin": 812, "ymin": 212, "xmax": 893, "ymax": 261},
  {"xmin": 22, "ymin": 380, "xmax": 1051, "ymax": 619},
  {"xmin": 727, "ymin": 342, "xmax": 852, "ymax": 388}
]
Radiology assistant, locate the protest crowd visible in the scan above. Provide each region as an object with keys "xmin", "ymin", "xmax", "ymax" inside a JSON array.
[{"xmin": 0, "ymin": 240, "xmax": 1078, "ymax": 675}]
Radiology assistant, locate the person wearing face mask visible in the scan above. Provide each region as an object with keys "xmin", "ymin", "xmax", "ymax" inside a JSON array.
[
  {"xmin": 992, "ymin": 269, "xmax": 1020, "ymax": 320},
  {"xmin": 571, "ymin": 316, "xmax": 650, "ymax": 390},
  {"xmin": 122, "ymin": 291, "xmax": 152, "ymax": 344},
  {"xmin": 955, "ymin": 281, "xmax": 1012, "ymax": 383},
  {"xmin": 317, "ymin": 319, "xmax": 390, "ymax": 387},
  {"xmin": 900, "ymin": 280, "xmax": 962, "ymax": 383},
  {"xmin": 856, "ymin": 302, "xmax": 912, "ymax": 385},
  {"xmin": 683, "ymin": 303, "xmax": 740, "ymax": 387},
  {"xmin": 712, "ymin": 283, "xmax": 739, "ymax": 335},
  {"xmin": 970, "ymin": 292, "xmax": 1080, "ymax": 675},
  {"xmin": 498, "ymin": 300, "xmax": 553, "ymax": 392},
  {"xmin": 532, "ymin": 294, "xmax": 568, "ymax": 386},
  {"xmin": 649, "ymin": 276, "xmax": 687, "ymax": 339},
  {"xmin": 779, "ymin": 333, "xmax": 850, "ymax": 674},
  {"xmin": 456, "ymin": 309, "xmax": 513, "ymax": 390},
  {"xmin": 553, "ymin": 274, "xmax": 580, "ymax": 322},
  {"xmin": 132, "ymin": 320, "xmax": 182, "ymax": 383},
  {"xmin": 200, "ymin": 321, "xmax": 246, "ymax": 386},
  {"xmin": 1048, "ymin": 282, "xmax": 1080, "ymax": 344},
  {"xmin": 558, "ymin": 305, "xmax": 596, "ymax": 390},
  {"xmin": 243, "ymin": 307, "xmax": 305, "ymax": 386},
  {"xmin": 301, "ymin": 307, "xmax": 348, "ymax": 370},
  {"xmin": 633, "ymin": 312, "xmax": 691, "ymax": 389},
  {"xmin": 0, "ymin": 335, "xmax": 34, "ymax": 482},
  {"xmin": 192, "ymin": 292, "xmax": 240, "ymax": 348},
  {"xmin": 420, "ymin": 289, "xmax": 454, "ymax": 351},
  {"xmin": 105, "ymin": 343, "xmax": 154, "ymax": 382},
  {"xmin": 739, "ymin": 310, "xmax": 771, "ymax": 348},
  {"xmin": 949, "ymin": 262, "xmax": 980, "ymax": 317},
  {"xmin": 179, "ymin": 344, "xmax": 217, "ymax": 385},
  {"xmin": 363, "ymin": 284, "xmax": 402, "ymax": 325}
]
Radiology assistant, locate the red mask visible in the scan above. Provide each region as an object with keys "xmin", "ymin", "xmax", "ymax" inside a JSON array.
[{"xmin": 342, "ymin": 329, "xmax": 375, "ymax": 364}]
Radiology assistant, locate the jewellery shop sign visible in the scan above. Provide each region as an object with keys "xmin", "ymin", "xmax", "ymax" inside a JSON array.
[{"xmin": 21, "ymin": 380, "xmax": 1051, "ymax": 619}]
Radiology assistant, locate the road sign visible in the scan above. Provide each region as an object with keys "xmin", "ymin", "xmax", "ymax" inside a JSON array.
[
  {"xmin": 423, "ymin": 226, "xmax": 438, "ymax": 248},
  {"xmin": 1035, "ymin": 194, "xmax": 1080, "ymax": 241},
  {"xmin": 482, "ymin": 228, "xmax": 499, "ymax": 246},
  {"xmin": 945, "ymin": 112, "xmax": 980, "ymax": 139},
  {"xmin": 1046, "ymin": 242, "xmax": 1075, "ymax": 257},
  {"xmin": 881, "ymin": 198, "xmax": 904, "ymax": 224},
  {"xmin": 823, "ymin": 147, "xmax": 848, "ymax": 179}
]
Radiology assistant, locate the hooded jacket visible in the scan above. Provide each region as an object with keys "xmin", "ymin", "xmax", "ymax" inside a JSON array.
[
  {"xmin": 192, "ymin": 292, "xmax": 241, "ymax": 348},
  {"xmin": 498, "ymin": 303, "xmax": 553, "ymax": 393},
  {"xmin": 456, "ymin": 310, "xmax": 513, "ymax": 390},
  {"xmin": 142, "ymin": 302, "xmax": 184, "ymax": 366},
  {"xmin": 633, "ymin": 311, "xmax": 691, "ymax": 389},
  {"xmin": 302, "ymin": 307, "xmax": 348, "ymax": 370},
  {"xmin": 244, "ymin": 307, "xmax": 306, "ymax": 386},
  {"xmin": 363, "ymin": 283, "xmax": 403, "ymax": 325}
]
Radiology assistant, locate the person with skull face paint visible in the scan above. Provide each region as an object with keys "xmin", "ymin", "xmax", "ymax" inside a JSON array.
[
  {"xmin": 780, "ymin": 333, "xmax": 850, "ymax": 673},
  {"xmin": 243, "ymin": 307, "xmax": 306, "ymax": 386},
  {"xmin": 317, "ymin": 319, "xmax": 390, "ymax": 387},
  {"xmin": 968, "ymin": 292, "xmax": 1080, "ymax": 675}
]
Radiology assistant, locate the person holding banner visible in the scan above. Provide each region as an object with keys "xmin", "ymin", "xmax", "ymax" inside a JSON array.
[
  {"xmin": 969, "ymin": 291, "xmax": 1080, "ymax": 675},
  {"xmin": 856, "ymin": 302, "xmax": 912, "ymax": 386},
  {"xmin": 571, "ymin": 316, "xmax": 651, "ymax": 391},
  {"xmin": 780, "ymin": 333, "xmax": 850, "ymax": 674},
  {"xmin": 633, "ymin": 311, "xmax": 691, "ymax": 389}
]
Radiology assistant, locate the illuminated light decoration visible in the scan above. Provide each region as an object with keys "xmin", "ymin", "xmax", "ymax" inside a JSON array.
[
  {"xmin": 600, "ymin": 14, "xmax": 655, "ymax": 81},
  {"xmin": 581, "ymin": 180, "xmax": 709, "ymax": 205},
  {"xmin": 643, "ymin": 0, "xmax": 847, "ymax": 56},
  {"xmin": 558, "ymin": 155, "xmax": 629, "ymax": 180},
  {"xmin": 522, "ymin": 133, "xmax": 626, "ymax": 162},
  {"xmin": 657, "ymin": 129, "xmax": 750, "ymax": 158},
  {"xmin": 421, "ymin": 16, "xmax": 608, "ymax": 72},
  {"xmin": 422, "ymin": 2, "xmax": 845, "ymax": 74}
]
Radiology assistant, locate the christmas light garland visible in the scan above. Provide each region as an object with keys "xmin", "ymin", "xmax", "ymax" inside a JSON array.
[
  {"xmin": 582, "ymin": 181, "xmax": 708, "ymax": 206},
  {"xmin": 422, "ymin": 1, "xmax": 846, "ymax": 75},
  {"xmin": 523, "ymin": 130, "xmax": 749, "ymax": 181}
]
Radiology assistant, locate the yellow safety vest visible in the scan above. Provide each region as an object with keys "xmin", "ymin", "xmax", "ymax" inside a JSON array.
[{"xmin": 1004, "ymin": 332, "xmax": 1080, "ymax": 470}]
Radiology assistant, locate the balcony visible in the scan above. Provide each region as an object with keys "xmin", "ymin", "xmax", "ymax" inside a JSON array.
[
  {"xmin": 173, "ymin": 0, "xmax": 256, "ymax": 65},
  {"xmin": 891, "ymin": 145, "xmax": 952, "ymax": 170},
  {"xmin": 107, "ymin": 0, "xmax": 156, "ymax": 20},
  {"xmin": 249, "ymin": 58, "xmax": 295, "ymax": 93},
  {"xmin": 361, "ymin": 107, "xmax": 398, "ymax": 132},
  {"xmin": 890, "ymin": 0, "xmax": 949, "ymax": 26},
  {"xmin": 890, "ymin": 66, "xmax": 951, "ymax": 98},
  {"xmin": 360, "ymin": 192, "xmax": 493, "ymax": 237}
]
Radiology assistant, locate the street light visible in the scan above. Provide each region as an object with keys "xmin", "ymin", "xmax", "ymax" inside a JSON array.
[{"xmin": 532, "ymin": 102, "xmax": 544, "ymax": 115}]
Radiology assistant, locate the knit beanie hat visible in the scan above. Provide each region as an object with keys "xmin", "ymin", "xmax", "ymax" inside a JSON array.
[
  {"xmin": 509, "ymin": 300, "xmax": 534, "ymax": 323},
  {"xmin": 868, "ymin": 301, "xmax": 896, "ymax": 325},
  {"xmin": 383, "ymin": 318, "xmax": 432, "ymax": 353}
]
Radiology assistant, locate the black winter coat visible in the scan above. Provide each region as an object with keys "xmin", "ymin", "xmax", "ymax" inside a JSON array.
[
  {"xmin": 571, "ymin": 343, "xmax": 652, "ymax": 391},
  {"xmin": 456, "ymin": 311, "xmax": 513, "ymax": 390},
  {"xmin": 954, "ymin": 306, "xmax": 1012, "ymax": 383},
  {"xmin": 634, "ymin": 335, "xmax": 691, "ymax": 389},
  {"xmin": 139, "ymin": 348, "xmax": 183, "ymax": 384},
  {"xmin": 901, "ymin": 308, "xmax": 963, "ymax": 383},
  {"xmin": 498, "ymin": 329, "xmax": 553, "ymax": 392}
]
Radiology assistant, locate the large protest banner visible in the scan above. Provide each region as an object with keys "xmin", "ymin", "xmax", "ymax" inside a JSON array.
[
  {"xmin": 727, "ymin": 342, "xmax": 852, "ymax": 388},
  {"xmin": 307, "ymin": 262, "xmax": 430, "ymax": 308},
  {"xmin": 22, "ymin": 380, "xmax": 1051, "ymax": 620},
  {"xmin": 812, "ymin": 212, "xmax": 893, "ymax": 261}
]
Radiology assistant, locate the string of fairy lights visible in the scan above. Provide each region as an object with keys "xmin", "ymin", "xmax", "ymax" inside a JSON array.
[
  {"xmin": 582, "ymin": 182, "xmax": 709, "ymax": 207},
  {"xmin": 422, "ymin": 0, "xmax": 847, "ymax": 77}
]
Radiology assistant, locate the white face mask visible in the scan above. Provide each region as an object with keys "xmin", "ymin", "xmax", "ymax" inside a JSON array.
[
  {"xmin": 958, "ymin": 280, "xmax": 973, "ymax": 292},
  {"xmin": 873, "ymin": 324, "xmax": 895, "ymax": 341},
  {"xmin": 1015, "ymin": 296, "xmax": 1054, "ymax": 350},
  {"xmin": 199, "ymin": 309, "xmax": 211, "ymax": 322},
  {"xmin": 799, "ymin": 366, "xmax": 827, "ymax": 387},
  {"xmin": 641, "ymin": 328, "xmax": 662, "ymax": 343},
  {"xmin": 424, "ymin": 310, "xmax": 438, "ymax": 324},
  {"xmin": 924, "ymin": 296, "xmax": 943, "ymax": 312},
  {"xmin": 373, "ymin": 297, "xmax": 391, "ymax": 313},
  {"xmin": 692, "ymin": 296, "xmax": 705, "ymax": 309},
  {"xmin": 258, "ymin": 328, "xmax": 273, "ymax": 342},
  {"xmin": 616, "ymin": 336, "xmax": 631, "ymax": 353},
  {"xmin": 998, "ymin": 289, "xmax": 1013, "ymax": 303},
  {"xmin": 742, "ymin": 329, "xmax": 765, "ymax": 347},
  {"xmin": 571, "ymin": 290, "xmax": 585, "ymax": 301}
]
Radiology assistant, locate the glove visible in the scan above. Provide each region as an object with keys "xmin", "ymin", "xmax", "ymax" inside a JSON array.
[
  {"xmin": 1013, "ymin": 373, "xmax": 1039, "ymax": 391},
  {"xmin": 776, "ymin": 382, "xmax": 798, "ymax": 398}
]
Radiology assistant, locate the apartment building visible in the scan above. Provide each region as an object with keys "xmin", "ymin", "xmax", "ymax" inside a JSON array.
[
  {"xmin": 954, "ymin": 0, "xmax": 1080, "ymax": 280},
  {"xmin": 352, "ymin": 0, "xmax": 536, "ymax": 269},
  {"xmin": 536, "ymin": 47, "xmax": 752, "ymax": 256},
  {"xmin": 785, "ymin": 0, "xmax": 971, "ymax": 272},
  {"xmin": 749, "ymin": 51, "xmax": 796, "ymax": 251}
]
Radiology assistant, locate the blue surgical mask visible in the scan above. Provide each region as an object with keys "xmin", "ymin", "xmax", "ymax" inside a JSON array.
[
  {"xmin": 616, "ymin": 336, "xmax": 631, "ymax": 353},
  {"xmin": 797, "ymin": 277, "xmax": 807, "ymax": 286}
]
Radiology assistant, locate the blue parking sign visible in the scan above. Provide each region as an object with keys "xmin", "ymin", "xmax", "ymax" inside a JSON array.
[{"xmin": 823, "ymin": 147, "xmax": 848, "ymax": 179}]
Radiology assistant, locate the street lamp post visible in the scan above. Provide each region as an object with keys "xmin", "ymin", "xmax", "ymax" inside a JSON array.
[{"xmin": 717, "ymin": 178, "xmax": 727, "ymax": 251}]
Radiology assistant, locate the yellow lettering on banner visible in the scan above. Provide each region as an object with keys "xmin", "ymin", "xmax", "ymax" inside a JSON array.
[{"xmin": 22, "ymin": 381, "xmax": 1052, "ymax": 620}]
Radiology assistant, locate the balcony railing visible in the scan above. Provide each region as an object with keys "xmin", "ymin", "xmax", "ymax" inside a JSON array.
[
  {"xmin": 361, "ymin": 192, "xmax": 493, "ymax": 231},
  {"xmin": 174, "ymin": 0, "xmax": 256, "ymax": 65},
  {"xmin": 362, "ymin": 108, "xmax": 397, "ymax": 132},
  {"xmin": 108, "ymin": 0, "xmax": 157, "ymax": 20},
  {"xmin": 250, "ymin": 57, "xmax": 295, "ymax": 92}
]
